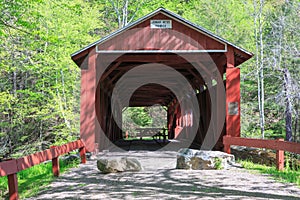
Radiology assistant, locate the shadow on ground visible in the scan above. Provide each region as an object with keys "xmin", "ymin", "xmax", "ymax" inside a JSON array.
[{"xmin": 28, "ymin": 149, "xmax": 300, "ymax": 200}]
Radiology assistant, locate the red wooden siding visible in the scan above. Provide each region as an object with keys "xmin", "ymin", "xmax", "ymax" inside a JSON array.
[
  {"xmin": 98, "ymin": 13, "xmax": 225, "ymax": 51},
  {"xmin": 226, "ymin": 46, "xmax": 240, "ymax": 137},
  {"xmin": 80, "ymin": 49, "xmax": 97, "ymax": 152}
]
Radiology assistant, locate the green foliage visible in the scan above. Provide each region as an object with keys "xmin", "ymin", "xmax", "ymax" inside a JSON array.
[
  {"xmin": 130, "ymin": 107, "xmax": 153, "ymax": 127},
  {"xmin": 214, "ymin": 157, "xmax": 223, "ymax": 170},
  {"xmin": 240, "ymin": 160, "xmax": 300, "ymax": 186},
  {"xmin": 0, "ymin": 0, "xmax": 106, "ymax": 158},
  {"xmin": 122, "ymin": 106, "xmax": 167, "ymax": 136}
]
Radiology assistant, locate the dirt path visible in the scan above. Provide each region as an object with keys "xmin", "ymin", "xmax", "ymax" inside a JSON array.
[{"xmin": 29, "ymin": 151, "xmax": 300, "ymax": 200}]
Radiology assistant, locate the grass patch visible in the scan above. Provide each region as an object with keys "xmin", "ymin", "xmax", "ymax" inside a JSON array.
[
  {"xmin": 214, "ymin": 157, "xmax": 223, "ymax": 170},
  {"xmin": 239, "ymin": 160, "xmax": 300, "ymax": 186},
  {"xmin": 0, "ymin": 158, "xmax": 79, "ymax": 199}
]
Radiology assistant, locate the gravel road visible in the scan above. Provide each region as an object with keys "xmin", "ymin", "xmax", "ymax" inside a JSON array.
[{"xmin": 29, "ymin": 150, "xmax": 300, "ymax": 200}]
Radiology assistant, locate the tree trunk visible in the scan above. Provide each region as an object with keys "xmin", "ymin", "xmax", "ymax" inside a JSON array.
[
  {"xmin": 259, "ymin": 0, "xmax": 265, "ymax": 138},
  {"xmin": 109, "ymin": 0, "xmax": 141, "ymax": 28},
  {"xmin": 294, "ymin": 104, "xmax": 299, "ymax": 142},
  {"xmin": 13, "ymin": 70, "xmax": 17, "ymax": 97},
  {"xmin": 122, "ymin": 0, "xmax": 129, "ymax": 27},
  {"xmin": 283, "ymin": 68, "xmax": 293, "ymax": 141},
  {"xmin": 254, "ymin": 0, "xmax": 265, "ymax": 138}
]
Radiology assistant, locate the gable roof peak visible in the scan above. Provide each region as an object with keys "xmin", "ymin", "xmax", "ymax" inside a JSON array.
[{"xmin": 71, "ymin": 8, "xmax": 253, "ymax": 66}]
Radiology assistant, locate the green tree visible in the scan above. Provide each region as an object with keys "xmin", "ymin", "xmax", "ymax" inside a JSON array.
[{"xmin": 264, "ymin": 0, "xmax": 300, "ymax": 141}]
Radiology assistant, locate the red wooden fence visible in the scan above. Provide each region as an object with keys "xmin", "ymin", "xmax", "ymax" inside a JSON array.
[
  {"xmin": 223, "ymin": 136, "xmax": 300, "ymax": 171},
  {"xmin": 0, "ymin": 139, "xmax": 86, "ymax": 200}
]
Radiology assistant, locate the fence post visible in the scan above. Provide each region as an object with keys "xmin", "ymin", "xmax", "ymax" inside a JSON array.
[
  {"xmin": 8, "ymin": 173, "xmax": 18, "ymax": 200},
  {"xmin": 51, "ymin": 146, "xmax": 60, "ymax": 176},
  {"xmin": 276, "ymin": 138, "xmax": 284, "ymax": 171},
  {"xmin": 79, "ymin": 147, "xmax": 86, "ymax": 164},
  {"xmin": 224, "ymin": 144, "xmax": 231, "ymax": 154},
  {"xmin": 223, "ymin": 136, "xmax": 231, "ymax": 154}
]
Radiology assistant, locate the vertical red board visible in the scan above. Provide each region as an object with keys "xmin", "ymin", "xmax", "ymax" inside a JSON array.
[
  {"xmin": 52, "ymin": 157, "xmax": 59, "ymax": 177},
  {"xmin": 8, "ymin": 173, "xmax": 18, "ymax": 200},
  {"xmin": 79, "ymin": 147, "xmax": 87, "ymax": 164},
  {"xmin": 50, "ymin": 146, "xmax": 59, "ymax": 177},
  {"xmin": 226, "ymin": 65, "xmax": 240, "ymax": 137},
  {"xmin": 276, "ymin": 138, "xmax": 284, "ymax": 171},
  {"xmin": 94, "ymin": 82, "xmax": 101, "ymax": 151},
  {"xmin": 80, "ymin": 49, "xmax": 97, "ymax": 152}
]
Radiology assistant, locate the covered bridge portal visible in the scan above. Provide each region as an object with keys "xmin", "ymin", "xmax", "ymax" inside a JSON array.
[{"xmin": 71, "ymin": 8, "xmax": 253, "ymax": 152}]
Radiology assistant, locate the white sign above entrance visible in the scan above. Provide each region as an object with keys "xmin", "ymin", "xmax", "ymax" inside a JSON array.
[{"xmin": 150, "ymin": 20, "xmax": 172, "ymax": 29}]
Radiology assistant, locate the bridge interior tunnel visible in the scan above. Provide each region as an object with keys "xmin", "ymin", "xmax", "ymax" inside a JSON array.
[{"xmin": 93, "ymin": 53, "xmax": 227, "ymax": 151}]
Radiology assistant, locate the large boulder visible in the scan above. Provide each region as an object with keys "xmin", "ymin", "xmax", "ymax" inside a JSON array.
[
  {"xmin": 176, "ymin": 148, "xmax": 235, "ymax": 170},
  {"xmin": 97, "ymin": 157, "xmax": 142, "ymax": 173}
]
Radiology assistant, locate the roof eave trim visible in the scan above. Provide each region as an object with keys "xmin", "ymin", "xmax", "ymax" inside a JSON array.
[{"xmin": 71, "ymin": 7, "xmax": 253, "ymax": 58}]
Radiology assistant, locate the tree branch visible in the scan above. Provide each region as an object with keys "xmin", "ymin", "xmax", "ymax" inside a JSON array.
[{"xmin": 0, "ymin": 19, "xmax": 31, "ymax": 35}]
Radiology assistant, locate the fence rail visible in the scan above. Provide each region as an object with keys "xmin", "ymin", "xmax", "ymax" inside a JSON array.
[
  {"xmin": 223, "ymin": 136, "xmax": 300, "ymax": 171},
  {"xmin": 0, "ymin": 139, "xmax": 86, "ymax": 200}
]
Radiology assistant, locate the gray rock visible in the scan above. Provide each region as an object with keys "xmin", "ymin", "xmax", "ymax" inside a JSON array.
[
  {"xmin": 176, "ymin": 148, "xmax": 235, "ymax": 170},
  {"xmin": 97, "ymin": 157, "xmax": 142, "ymax": 173}
]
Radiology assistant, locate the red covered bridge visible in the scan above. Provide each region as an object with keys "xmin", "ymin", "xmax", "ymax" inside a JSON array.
[
  {"xmin": 3, "ymin": 8, "xmax": 300, "ymax": 200},
  {"xmin": 71, "ymin": 8, "xmax": 253, "ymax": 152}
]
